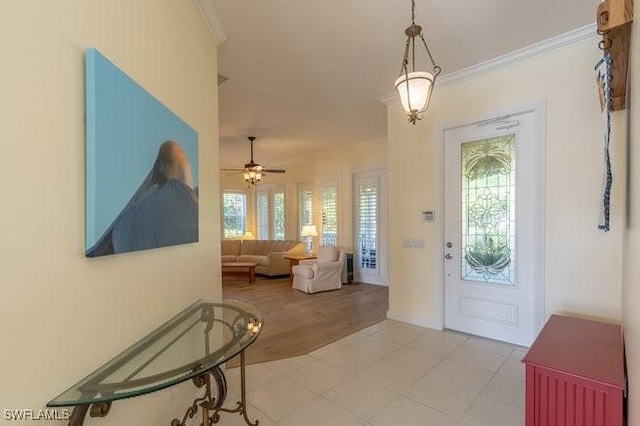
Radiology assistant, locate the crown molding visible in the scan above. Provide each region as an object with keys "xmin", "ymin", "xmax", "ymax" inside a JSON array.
[
  {"xmin": 379, "ymin": 24, "xmax": 597, "ymax": 106},
  {"xmin": 438, "ymin": 24, "xmax": 597, "ymax": 86},
  {"xmin": 192, "ymin": 0, "xmax": 226, "ymax": 46}
]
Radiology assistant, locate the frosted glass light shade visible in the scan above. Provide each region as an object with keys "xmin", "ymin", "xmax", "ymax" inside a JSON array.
[
  {"xmin": 395, "ymin": 71, "xmax": 434, "ymax": 115},
  {"xmin": 244, "ymin": 168, "xmax": 262, "ymax": 183}
]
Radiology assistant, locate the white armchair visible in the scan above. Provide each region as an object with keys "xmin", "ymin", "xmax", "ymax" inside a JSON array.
[{"xmin": 292, "ymin": 246, "xmax": 345, "ymax": 294}]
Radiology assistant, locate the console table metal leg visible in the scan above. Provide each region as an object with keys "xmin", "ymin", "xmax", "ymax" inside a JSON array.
[
  {"xmin": 239, "ymin": 350, "xmax": 258, "ymax": 426},
  {"xmin": 68, "ymin": 402, "xmax": 111, "ymax": 426},
  {"xmin": 171, "ymin": 356, "xmax": 257, "ymax": 426},
  {"xmin": 68, "ymin": 405, "xmax": 89, "ymax": 426},
  {"xmin": 210, "ymin": 350, "xmax": 258, "ymax": 426},
  {"xmin": 171, "ymin": 368, "xmax": 226, "ymax": 426}
]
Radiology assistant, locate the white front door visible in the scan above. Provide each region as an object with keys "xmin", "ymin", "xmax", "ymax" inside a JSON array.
[{"xmin": 443, "ymin": 107, "xmax": 544, "ymax": 347}]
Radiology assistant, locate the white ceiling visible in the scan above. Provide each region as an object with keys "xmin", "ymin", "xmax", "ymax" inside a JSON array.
[{"xmin": 214, "ymin": 0, "xmax": 599, "ymax": 170}]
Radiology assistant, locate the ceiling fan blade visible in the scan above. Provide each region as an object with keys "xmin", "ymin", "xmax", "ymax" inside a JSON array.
[
  {"xmin": 221, "ymin": 168, "xmax": 244, "ymax": 172},
  {"xmin": 263, "ymin": 168, "xmax": 286, "ymax": 173}
]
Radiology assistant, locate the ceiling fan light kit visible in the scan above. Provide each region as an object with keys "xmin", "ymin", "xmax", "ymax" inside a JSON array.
[
  {"xmin": 222, "ymin": 136, "xmax": 286, "ymax": 187},
  {"xmin": 243, "ymin": 168, "xmax": 262, "ymax": 186},
  {"xmin": 243, "ymin": 136, "xmax": 262, "ymax": 186},
  {"xmin": 395, "ymin": 0, "xmax": 441, "ymax": 125}
]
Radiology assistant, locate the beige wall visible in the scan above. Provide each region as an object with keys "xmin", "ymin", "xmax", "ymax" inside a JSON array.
[
  {"xmin": 623, "ymin": 15, "xmax": 639, "ymax": 426},
  {"xmin": 387, "ymin": 38, "xmax": 625, "ymax": 330},
  {"xmin": 220, "ymin": 137, "xmax": 388, "ymax": 255},
  {"xmin": 0, "ymin": 1, "xmax": 220, "ymax": 424}
]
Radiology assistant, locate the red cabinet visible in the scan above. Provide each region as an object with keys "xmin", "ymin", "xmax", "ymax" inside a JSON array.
[{"xmin": 522, "ymin": 315, "xmax": 625, "ymax": 426}]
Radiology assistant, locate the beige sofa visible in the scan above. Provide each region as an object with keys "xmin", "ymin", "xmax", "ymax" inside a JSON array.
[{"xmin": 221, "ymin": 239, "xmax": 305, "ymax": 277}]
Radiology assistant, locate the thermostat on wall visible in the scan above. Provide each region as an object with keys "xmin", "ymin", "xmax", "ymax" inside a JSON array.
[{"xmin": 422, "ymin": 210, "xmax": 435, "ymax": 222}]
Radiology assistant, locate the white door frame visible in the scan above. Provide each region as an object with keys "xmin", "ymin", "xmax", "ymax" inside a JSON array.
[{"xmin": 436, "ymin": 101, "xmax": 546, "ymax": 345}]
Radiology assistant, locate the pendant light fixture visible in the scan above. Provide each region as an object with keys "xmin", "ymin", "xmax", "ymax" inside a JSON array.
[{"xmin": 395, "ymin": 0, "xmax": 441, "ymax": 124}]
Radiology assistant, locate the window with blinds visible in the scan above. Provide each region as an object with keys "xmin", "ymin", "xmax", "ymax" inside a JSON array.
[
  {"xmin": 222, "ymin": 191, "xmax": 247, "ymax": 239},
  {"xmin": 298, "ymin": 187, "xmax": 313, "ymax": 241},
  {"xmin": 255, "ymin": 188, "xmax": 285, "ymax": 240},
  {"xmin": 273, "ymin": 190, "xmax": 285, "ymax": 240},
  {"xmin": 321, "ymin": 184, "xmax": 338, "ymax": 246},
  {"xmin": 355, "ymin": 177, "xmax": 378, "ymax": 270},
  {"xmin": 256, "ymin": 191, "xmax": 269, "ymax": 240}
]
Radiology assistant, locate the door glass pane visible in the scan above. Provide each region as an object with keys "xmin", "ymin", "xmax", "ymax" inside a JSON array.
[
  {"xmin": 357, "ymin": 178, "xmax": 378, "ymax": 271},
  {"xmin": 461, "ymin": 134, "xmax": 515, "ymax": 285}
]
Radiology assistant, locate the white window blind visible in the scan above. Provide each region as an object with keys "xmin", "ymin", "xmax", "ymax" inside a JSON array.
[
  {"xmin": 298, "ymin": 188, "xmax": 313, "ymax": 241},
  {"xmin": 321, "ymin": 184, "xmax": 338, "ymax": 246},
  {"xmin": 273, "ymin": 190, "xmax": 285, "ymax": 240},
  {"xmin": 356, "ymin": 177, "xmax": 378, "ymax": 270},
  {"xmin": 222, "ymin": 192, "xmax": 247, "ymax": 239},
  {"xmin": 256, "ymin": 191, "xmax": 269, "ymax": 240},
  {"xmin": 256, "ymin": 188, "xmax": 285, "ymax": 240}
]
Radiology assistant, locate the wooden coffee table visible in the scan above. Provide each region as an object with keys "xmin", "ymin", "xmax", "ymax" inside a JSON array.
[{"xmin": 221, "ymin": 262, "xmax": 260, "ymax": 283}]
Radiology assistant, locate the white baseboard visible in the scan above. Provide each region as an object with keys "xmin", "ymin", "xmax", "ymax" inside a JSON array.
[{"xmin": 386, "ymin": 310, "xmax": 443, "ymax": 331}]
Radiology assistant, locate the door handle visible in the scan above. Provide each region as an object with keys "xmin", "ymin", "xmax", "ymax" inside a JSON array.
[{"xmin": 444, "ymin": 253, "xmax": 453, "ymax": 260}]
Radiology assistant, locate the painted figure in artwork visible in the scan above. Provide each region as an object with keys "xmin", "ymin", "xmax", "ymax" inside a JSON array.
[{"xmin": 87, "ymin": 140, "xmax": 198, "ymax": 257}]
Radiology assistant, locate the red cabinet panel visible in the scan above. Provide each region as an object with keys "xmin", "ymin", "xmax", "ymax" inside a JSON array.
[{"xmin": 522, "ymin": 315, "xmax": 625, "ymax": 426}]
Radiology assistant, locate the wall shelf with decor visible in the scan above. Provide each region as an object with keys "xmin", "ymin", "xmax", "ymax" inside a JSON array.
[{"xmin": 597, "ymin": 0, "xmax": 634, "ymax": 110}]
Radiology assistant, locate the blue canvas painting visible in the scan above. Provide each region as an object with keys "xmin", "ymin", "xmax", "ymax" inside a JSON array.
[{"xmin": 85, "ymin": 48, "xmax": 199, "ymax": 257}]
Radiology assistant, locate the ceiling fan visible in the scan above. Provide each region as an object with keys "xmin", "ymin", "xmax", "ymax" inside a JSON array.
[{"xmin": 222, "ymin": 136, "xmax": 286, "ymax": 186}]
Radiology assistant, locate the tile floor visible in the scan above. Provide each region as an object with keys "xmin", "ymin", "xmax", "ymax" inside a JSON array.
[{"xmin": 219, "ymin": 319, "xmax": 528, "ymax": 426}]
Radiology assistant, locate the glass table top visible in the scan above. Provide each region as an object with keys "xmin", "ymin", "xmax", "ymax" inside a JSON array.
[{"xmin": 48, "ymin": 300, "xmax": 262, "ymax": 407}]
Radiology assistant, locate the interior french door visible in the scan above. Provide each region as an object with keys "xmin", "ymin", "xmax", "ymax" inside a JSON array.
[{"xmin": 443, "ymin": 108, "xmax": 543, "ymax": 346}]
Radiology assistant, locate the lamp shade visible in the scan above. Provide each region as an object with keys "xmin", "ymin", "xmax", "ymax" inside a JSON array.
[
  {"xmin": 242, "ymin": 231, "xmax": 256, "ymax": 240},
  {"xmin": 300, "ymin": 225, "xmax": 318, "ymax": 237},
  {"xmin": 395, "ymin": 71, "xmax": 434, "ymax": 115}
]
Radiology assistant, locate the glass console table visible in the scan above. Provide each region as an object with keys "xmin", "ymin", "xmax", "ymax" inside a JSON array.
[{"xmin": 48, "ymin": 300, "xmax": 262, "ymax": 426}]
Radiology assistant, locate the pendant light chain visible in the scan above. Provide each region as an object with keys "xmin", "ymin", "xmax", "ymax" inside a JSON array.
[
  {"xmin": 410, "ymin": 0, "xmax": 416, "ymax": 70},
  {"xmin": 411, "ymin": 0, "xmax": 416, "ymax": 24},
  {"xmin": 410, "ymin": 0, "xmax": 439, "ymax": 74}
]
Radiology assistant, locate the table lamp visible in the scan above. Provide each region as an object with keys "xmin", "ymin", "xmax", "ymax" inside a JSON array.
[{"xmin": 300, "ymin": 225, "xmax": 318, "ymax": 255}]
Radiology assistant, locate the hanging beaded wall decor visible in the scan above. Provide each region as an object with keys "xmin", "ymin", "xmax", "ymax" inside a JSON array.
[{"xmin": 595, "ymin": 52, "xmax": 612, "ymax": 232}]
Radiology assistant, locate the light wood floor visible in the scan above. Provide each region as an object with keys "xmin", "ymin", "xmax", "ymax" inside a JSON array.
[{"xmin": 223, "ymin": 276, "xmax": 389, "ymax": 366}]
